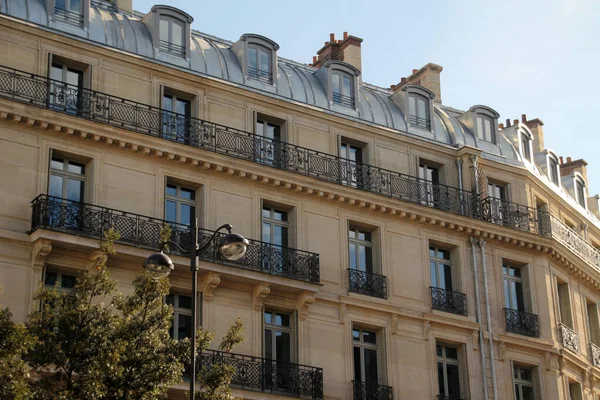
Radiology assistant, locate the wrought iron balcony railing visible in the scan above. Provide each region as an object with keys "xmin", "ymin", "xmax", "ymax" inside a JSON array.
[
  {"xmin": 29, "ymin": 195, "xmax": 320, "ymax": 284},
  {"xmin": 504, "ymin": 308, "xmax": 539, "ymax": 338},
  {"xmin": 480, "ymin": 197, "xmax": 550, "ymax": 236},
  {"xmin": 332, "ymin": 92, "xmax": 355, "ymax": 109},
  {"xmin": 407, "ymin": 114, "xmax": 430, "ymax": 130},
  {"xmin": 200, "ymin": 350, "xmax": 323, "ymax": 399},
  {"xmin": 590, "ymin": 343, "xmax": 600, "ymax": 368},
  {"xmin": 248, "ymin": 66, "xmax": 273, "ymax": 85},
  {"xmin": 437, "ymin": 396, "xmax": 466, "ymax": 400},
  {"xmin": 560, "ymin": 323, "xmax": 580, "ymax": 353},
  {"xmin": 348, "ymin": 269, "xmax": 387, "ymax": 299},
  {"xmin": 550, "ymin": 215, "xmax": 600, "ymax": 271},
  {"xmin": 430, "ymin": 287, "xmax": 468, "ymax": 316},
  {"xmin": 352, "ymin": 380, "xmax": 393, "ymax": 400},
  {"xmin": 53, "ymin": 7, "xmax": 84, "ymax": 27}
]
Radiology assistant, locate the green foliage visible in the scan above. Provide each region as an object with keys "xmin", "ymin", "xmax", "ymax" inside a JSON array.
[{"xmin": 0, "ymin": 306, "xmax": 33, "ymax": 400}]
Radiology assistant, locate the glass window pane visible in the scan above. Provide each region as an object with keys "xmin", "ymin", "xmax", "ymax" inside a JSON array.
[
  {"xmin": 178, "ymin": 314, "xmax": 192, "ymax": 339},
  {"xmin": 520, "ymin": 368, "xmax": 531, "ymax": 381},
  {"xmin": 66, "ymin": 178, "xmax": 83, "ymax": 202},
  {"xmin": 45, "ymin": 271, "xmax": 58, "ymax": 286},
  {"xmin": 178, "ymin": 295, "xmax": 192, "ymax": 309},
  {"xmin": 175, "ymin": 99, "xmax": 190, "ymax": 117},
  {"xmin": 69, "ymin": 0, "xmax": 81, "ymax": 13},
  {"xmin": 159, "ymin": 19, "xmax": 169, "ymax": 42},
  {"xmin": 262, "ymin": 222, "xmax": 271, "ymax": 243},
  {"xmin": 352, "ymin": 329, "xmax": 360, "ymax": 341},
  {"xmin": 165, "ymin": 200, "xmax": 177, "ymax": 223},
  {"xmin": 443, "ymin": 264, "xmax": 452, "ymax": 291},
  {"xmin": 332, "ymin": 73, "xmax": 340, "ymax": 95},
  {"xmin": 362, "ymin": 330, "xmax": 376, "ymax": 344},
  {"xmin": 515, "ymin": 282, "xmax": 525, "ymax": 311},
  {"xmin": 163, "ymin": 94, "xmax": 173, "ymax": 113},
  {"xmin": 51, "ymin": 157, "xmax": 64, "ymax": 171},
  {"xmin": 358, "ymin": 245, "xmax": 367, "ymax": 272},
  {"xmin": 349, "ymin": 243, "xmax": 357, "ymax": 270},
  {"xmin": 349, "ymin": 228, "xmax": 356, "ymax": 239},
  {"xmin": 49, "ymin": 174, "xmax": 64, "ymax": 198},
  {"xmin": 342, "ymin": 75, "xmax": 352, "ymax": 96},
  {"xmin": 409, "ymin": 96, "xmax": 416, "ymax": 117},
  {"xmin": 55, "ymin": 0, "xmax": 66, "ymax": 10},
  {"xmin": 476, "ymin": 117, "xmax": 483, "ymax": 140},
  {"xmin": 365, "ymin": 247, "xmax": 373, "ymax": 274},
  {"xmin": 166, "ymin": 184, "xmax": 177, "ymax": 197},
  {"xmin": 264, "ymin": 329, "xmax": 273, "ymax": 359},
  {"xmin": 445, "ymin": 346, "xmax": 458, "ymax": 359},
  {"xmin": 67, "ymin": 161, "xmax": 84, "ymax": 175},
  {"xmin": 179, "ymin": 204, "xmax": 194, "ymax": 226},
  {"xmin": 430, "ymin": 262, "xmax": 438, "ymax": 288},
  {"xmin": 66, "ymin": 69, "xmax": 81, "ymax": 87},
  {"xmin": 353, "ymin": 346, "xmax": 362, "ymax": 381},
  {"xmin": 61, "ymin": 274, "xmax": 76, "ymax": 289},
  {"xmin": 436, "ymin": 344, "xmax": 442, "ymax": 357},
  {"xmin": 264, "ymin": 311, "xmax": 272, "ymax": 325},
  {"xmin": 429, "ymin": 246, "xmax": 436, "ymax": 257},
  {"xmin": 248, "ymin": 48, "xmax": 257, "ymax": 69},
  {"xmin": 484, "ymin": 119, "xmax": 492, "ymax": 142},
  {"xmin": 166, "ymin": 294, "xmax": 174, "ymax": 305},
  {"xmin": 417, "ymin": 98, "xmax": 426, "ymax": 119},
  {"xmin": 275, "ymin": 331, "xmax": 290, "ymax": 362},
  {"xmin": 262, "ymin": 207, "xmax": 270, "ymax": 218},
  {"xmin": 504, "ymin": 280, "xmax": 511, "ymax": 309},
  {"xmin": 273, "ymin": 226, "xmax": 287, "ymax": 247},
  {"xmin": 364, "ymin": 348, "xmax": 378, "ymax": 384},
  {"xmin": 259, "ymin": 49, "xmax": 270, "ymax": 73},
  {"xmin": 437, "ymin": 362, "xmax": 445, "ymax": 395},
  {"xmin": 446, "ymin": 364, "xmax": 461, "ymax": 397},
  {"xmin": 172, "ymin": 22, "xmax": 183, "ymax": 46},
  {"xmin": 180, "ymin": 187, "xmax": 195, "ymax": 200},
  {"xmin": 440, "ymin": 249, "xmax": 450, "ymax": 260},
  {"xmin": 273, "ymin": 209, "xmax": 286, "ymax": 221},
  {"xmin": 266, "ymin": 124, "xmax": 276, "ymax": 140},
  {"xmin": 275, "ymin": 313, "xmax": 289, "ymax": 327}
]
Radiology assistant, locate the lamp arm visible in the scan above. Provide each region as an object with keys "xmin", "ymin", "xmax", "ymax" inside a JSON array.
[{"xmin": 196, "ymin": 223, "xmax": 233, "ymax": 255}]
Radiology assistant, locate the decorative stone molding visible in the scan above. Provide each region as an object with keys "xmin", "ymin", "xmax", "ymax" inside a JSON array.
[
  {"xmin": 478, "ymin": 238, "xmax": 486, "ymax": 248},
  {"xmin": 252, "ymin": 282, "xmax": 270, "ymax": 310},
  {"xmin": 422, "ymin": 320, "xmax": 431, "ymax": 341},
  {"xmin": 391, "ymin": 313, "xmax": 400, "ymax": 335},
  {"xmin": 497, "ymin": 341, "xmax": 505, "ymax": 361},
  {"xmin": 31, "ymin": 239, "xmax": 52, "ymax": 271},
  {"xmin": 468, "ymin": 236, "xmax": 478, "ymax": 248},
  {"xmin": 297, "ymin": 292, "xmax": 315, "ymax": 320},
  {"xmin": 200, "ymin": 272, "xmax": 221, "ymax": 301},
  {"xmin": 87, "ymin": 249, "xmax": 107, "ymax": 270},
  {"xmin": 545, "ymin": 351, "xmax": 560, "ymax": 372},
  {"xmin": 339, "ymin": 302, "xmax": 347, "ymax": 324},
  {"xmin": 472, "ymin": 330, "xmax": 479, "ymax": 351}
]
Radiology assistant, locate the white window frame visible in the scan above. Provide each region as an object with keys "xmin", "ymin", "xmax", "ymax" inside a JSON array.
[
  {"xmin": 513, "ymin": 365, "xmax": 536, "ymax": 399},
  {"xmin": 44, "ymin": 269, "xmax": 77, "ymax": 293},
  {"xmin": 547, "ymin": 152, "xmax": 560, "ymax": 186},
  {"xmin": 352, "ymin": 326, "xmax": 381, "ymax": 384},
  {"xmin": 165, "ymin": 183, "xmax": 196, "ymax": 225},
  {"xmin": 248, "ymin": 44, "xmax": 273, "ymax": 84},
  {"xmin": 436, "ymin": 343, "xmax": 463, "ymax": 398},
  {"xmin": 263, "ymin": 309, "xmax": 295, "ymax": 362},
  {"xmin": 408, "ymin": 92, "xmax": 431, "ymax": 130},
  {"xmin": 159, "ymin": 16, "xmax": 185, "ymax": 57},
  {"xmin": 503, "ymin": 263, "xmax": 525, "ymax": 311},
  {"xmin": 429, "ymin": 245, "xmax": 453, "ymax": 291},
  {"xmin": 166, "ymin": 293, "xmax": 192, "ymax": 340},
  {"xmin": 331, "ymin": 71, "xmax": 355, "ymax": 108},
  {"xmin": 49, "ymin": 155, "xmax": 86, "ymax": 201},
  {"xmin": 574, "ymin": 175, "xmax": 587, "ymax": 209},
  {"xmin": 348, "ymin": 225, "xmax": 375, "ymax": 274},
  {"xmin": 519, "ymin": 130, "xmax": 533, "ymax": 162}
]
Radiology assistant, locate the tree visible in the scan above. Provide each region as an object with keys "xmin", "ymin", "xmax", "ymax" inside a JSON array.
[{"xmin": 0, "ymin": 302, "xmax": 33, "ymax": 400}]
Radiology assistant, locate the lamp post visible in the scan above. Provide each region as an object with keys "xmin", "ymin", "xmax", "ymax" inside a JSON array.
[{"xmin": 143, "ymin": 219, "xmax": 249, "ymax": 400}]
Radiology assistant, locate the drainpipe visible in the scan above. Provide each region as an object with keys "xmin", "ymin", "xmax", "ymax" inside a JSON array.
[
  {"xmin": 478, "ymin": 238, "xmax": 498, "ymax": 400},
  {"xmin": 470, "ymin": 155, "xmax": 479, "ymax": 196},
  {"xmin": 457, "ymin": 158, "xmax": 464, "ymax": 214},
  {"xmin": 469, "ymin": 236, "xmax": 488, "ymax": 400}
]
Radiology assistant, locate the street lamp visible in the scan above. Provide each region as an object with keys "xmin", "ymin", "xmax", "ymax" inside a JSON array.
[{"xmin": 143, "ymin": 220, "xmax": 249, "ymax": 400}]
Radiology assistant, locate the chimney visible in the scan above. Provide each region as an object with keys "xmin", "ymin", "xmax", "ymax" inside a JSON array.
[
  {"xmin": 505, "ymin": 119, "xmax": 511, "ymax": 127},
  {"xmin": 559, "ymin": 157, "xmax": 588, "ymax": 182},
  {"xmin": 392, "ymin": 63, "xmax": 444, "ymax": 103},
  {"xmin": 498, "ymin": 123, "xmax": 504, "ymax": 129},
  {"xmin": 523, "ymin": 116, "xmax": 545, "ymax": 153},
  {"xmin": 114, "ymin": 0, "xmax": 133, "ymax": 13},
  {"xmin": 311, "ymin": 32, "xmax": 363, "ymax": 73}
]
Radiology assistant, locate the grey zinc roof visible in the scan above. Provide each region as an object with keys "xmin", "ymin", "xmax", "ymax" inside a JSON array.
[{"xmin": 2, "ymin": 0, "xmax": 522, "ymax": 164}]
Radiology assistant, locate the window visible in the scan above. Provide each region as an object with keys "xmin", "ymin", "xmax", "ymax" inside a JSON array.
[
  {"xmin": 436, "ymin": 343, "xmax": 462, "ymax": 399},
  {"xmin": 49, "ymin": 156, "xmax": 85, "ymax": 202},
  {"xmin": 569, "ymin": 381, "xmax": 583, "ymax": 400},
  {"xmin": 430, "ymin": 246, "xmax": 452, "ymax": 291},
  {"xmin": 332, "ymin": 71, "xmax": 355, "ymax": 108},
  {"xmin": 548, "ymin": 155, "xmax": 560, "ymax": 186},
  {"xmin": 513, "ymin": 366, "xmax": 535, "ymax": 400},
  {"xmin": 353, "ymin": 327, "xmax": 380, "ymax": 387},
  {"xmin": 418, "ymin": 161, "xmax": 440, "ymax": 207},
  {"xmin": 487, "ymin": 181, "xmax": 508, "ymax": 224},
  {"xmin": 520, "ymin": 134, "xmax": 532, "ymax": 162},
  {"xmin": 262, "ymin": 206, "xmax": 289, "ymax": 273},
  {"xmin": 165, "ymin": 184, "xmax": 196, "ymax": 226},
  {"xmin": 54, "ymin": 0, "xmax": 84, "ymax": 27},
  {"xmin": 248, "ymin": 45, "xmax": 272, "ymax": 84},
  {"xmin": 49, "ymin": 61, "xmax": 84, "ymax": 115},
  {"xmin": 264, "ymin": 310, "xmax": 295, "ymax": 391},
  {"xmin": 340, "ymin": 140, "xmax": 365, "ymax": 188},
  {"xmin": 557, "ymin": 280, "xmax": 573, "ymax": 328},
  {"xmin": 159, "ymin": 17, "xmax": 185, "ymax": 57},
  {"xmin": 503, "ymin": 264, "xmax": 525, "ymax": 312},
  {"xmin": 166, "ymin": 293, "xmax": 192, "ymax": 340},
  {"xmin": 476, "ymin": 114, "xmax": 495, "ymax": 143},
  {"xmin": 586, "ymin": 300, "xmax": 600, "ymax": 347},
  {"xmin": 162, "ymin": 91, "xmax": 191, "ymax": 143},
  {"xmin": 255, "ymin": 116, "xmax": 282, "ymax": 166},
  {"xmin": 408, "ymin": 92, "xmax": 430, "ymax": 130},
  {"xmin": 349, "ymin": 226, "xmax": 373, "ymax": 274},
  {"xmin": 575, "ymin": 178, "xmax": 586, "ymax": 208},
  {"xmin": 44, "ymin": 270, "xmax": 76, "ymax": 293}
]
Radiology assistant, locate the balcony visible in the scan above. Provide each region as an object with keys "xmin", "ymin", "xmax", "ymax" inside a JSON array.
[
  {"xmin": 430, "ymin": 287, "xmax": 467, "ymax": 316},
  {"xmin": 480, "ymin": 197, "xmax": 550, "ymax": 236},
  {"xmin": 504, "ymin": 308, "xmax": 539, "ymax": 338},
  {"xmin": 200, "ymin": 350, "xmax": 323, "ymax": 399},
  {"xmin": 352, "ymin": 381, "xmax": 393, "ymax": 400},
  {"xmin": 436, "ymin": 396, "xmax": 466, "ymax": 400},
  {"xmin": 560, "ymin": 323, "xmax": 580, "ymax": 353},
  {"xmin": 29, "ymin": 195, "xmax": 320, "ymax": 284},
  {"xmin": 348, "ymin": 269, "xmax": 387, "ymax": 299}
]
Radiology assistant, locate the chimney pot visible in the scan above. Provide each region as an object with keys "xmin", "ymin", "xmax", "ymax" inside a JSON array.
[
  {"xmin": 506, "ymin": 119, "xmax": 511, "ymax": 127},
  {"xmin": 560, "ymin": 156, "xmax": 564, "ymax": 164},
  {"xmin": 312, "ymin": 56, "xmax": 317, "ymax": 64},
  {"xmin": 400, "ymin": 77, "xmax": 407, "ymax": 84},
  {"xmin": 499, "ymin": 123, "xmax": 504, "ymax": 129},
  {"xmin": 513, "ymin": 119, "xmax": 519, "ymax": 125},
  {"xmin": 521, "ymin": 114, "xmax": 527, "ymax": 123},
  {"xmin": 324, "ymin": 42, "xmax": 328, "ymax": 46},
  {"xmin": 412, "ymin": 69, "xmax": 418, "ymax": 74},
  {"xmin": 567, "ymin": 157, "xmax": 572, "ymax": 163},
  {"xmin": 330, "ymin": 33, "xmax": 335, "ymax": 42},
  {"xmin": 343, "ymin": 31, "xmax": 348, "ymax": 40}
]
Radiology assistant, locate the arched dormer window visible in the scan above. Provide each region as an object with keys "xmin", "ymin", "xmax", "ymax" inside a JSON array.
[
  {"xmin": 145, "ymin": 6, "xmax": 193, "ymax": 59},
  {"xmin": 472, "ymin": 106, "xmax": 499, "ymax": 144},
  {"xmin": 546, "ymin": 150, "xmax": 560, "ymax": 186},
  {"xmin": 313, "ymin": 61, "xmax": 360, "ymax": 111},
  {"xmin": 332, "ymin": 70, "xmax": 355, "ymax": 108},
  {"xmin": 574, "ymin": 174, "xmax": 587, "ymax": 209},
  {"xmin": 232, "ymin": 34, "xmax": 279, "ymax": 86},
  {"xmin": 47, "ymin": 0, "xmax": 90, "ymax": 29},
  {"xmin": 401, "ymin": 85, "xmax": 435, "ymax": 131},
  {"xmin": 518, "ymin": 127, "xmax": 533, "ymax": 162}
]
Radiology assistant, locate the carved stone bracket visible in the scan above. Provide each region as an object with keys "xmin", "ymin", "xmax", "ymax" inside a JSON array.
[
  {"xmin": 339, "ymin": 302, "xmax": 347, "ymax": 324},
  {"xmin": 297, "ymin": 292, "xmax": 315, "ymax": 320},
  {"xmin": 87, "ymin": 249, "xmax": 107, "ymax": 270},
  {"xmin": 200, "ymin": 272, "xmax": 221, "ymax": 301},
  {"xmin": 32, "ymin": 239, "xmax": 52, "ymax": 271},
  {"xmin": 422, "ymin": 320, "xmax": 431, "ymax": 341},
  {"xmin": 391, "ymin": 314, "xmax": 400, "ymax": 335},
  {"xmin": 252, "ymin": 282, "xmax": 270, "ymax": 310},
  {"xmin": 472, "ymin": 330, "xmax": 479, "ymax": 351},
  {"xmin": 497, "ymin": 341, "xmax": 505, "ymax": 361},
  {"xmin": 468, "ymin": 236, "xmax": 478, "ymax": 247}
]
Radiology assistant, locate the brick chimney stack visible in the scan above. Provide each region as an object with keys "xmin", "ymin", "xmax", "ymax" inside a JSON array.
[
  {"xmin": 311, "ymin": 32, "xmax": 363, "ymax": 73},
  {"xmin": 390, "ymin": 63, "xmax": 444, "ymax": 103},
  {"xmin": 559, "ymin": 157, "xmax": 588, "ymax": 183},
  {"xmin": 522, "ymin": 114, "xmax": 545, "ymax": 153}
]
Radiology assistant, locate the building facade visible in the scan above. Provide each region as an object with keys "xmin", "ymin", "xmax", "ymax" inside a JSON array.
[{"xmin": 1, "ymin": 1, "xmax": 600, "ymax": 399}]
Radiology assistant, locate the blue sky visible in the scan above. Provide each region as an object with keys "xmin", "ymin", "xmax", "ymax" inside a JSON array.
[{"xmin": 135, "ymin": 0, "xmax": 600, "ymax": 194}]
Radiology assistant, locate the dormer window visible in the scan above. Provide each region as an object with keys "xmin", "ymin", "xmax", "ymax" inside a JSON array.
[
  {"xmin": 248, "ymin": 44, "xmax": 272, "ymax": 84},
  {"xmin": 332, "ymin": 71, "xmax": 355, "ymax": 108},
  {"xmin": 476, "ymin": 115, "xmax": 494, "ymax": 143},
  {"xmin": 408, "ymin": 92, "xmax": 430, "ymax": 130},
  {"xmin": 159, "ymin": 17, "xmax": 185, "ymax": 57},
  {"xmin": 54, "ymin": 0, "xmax": 83, "ymax": 26},
  {"xmin": 547, "ymin": 152, "xmax": 560, "ymax": 186},
  {"xmin": 519, "ymin": 129, "xmax": 533, "ymax": 162},
  {"xmin": 575, "ymin": 176, "xmax": 587, "ymax": 208},
  {"xmin": 464, "ymin": 105, "xmax": 500, "ymax": 144}
]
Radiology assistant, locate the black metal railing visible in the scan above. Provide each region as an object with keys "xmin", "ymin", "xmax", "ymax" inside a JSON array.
[
  {"xmin": 504, "ymin": 308, "xmax": 539, "ymax": 338},
  {"xmin": 200, "ymin": 350, "xmax": 323, "ymax": 399},
  {"xmin": 430, "ymin": 287, "xmax": 468, "ymax": 316},
  {"xmin": 437, "ymin": 396, "xmax": 466, "ymax": 400},
  {"xmin": 348, "ymin": 269, "xmax": 387, "ymax": 299},
  {"xmin": 481, "ymin": 197, "xmax": 550, "ymax": 236},
  {"xmin": 159, "ymin": 40, "xmax": 185, "ymax": 57},
  {"xmin": 407, "ymin": 114, "xmax": 430, "ymax": 130},
  {"xmin": 352, "ymin": 381, "xmax": 393, "ymax": 400},
  {"xmin": 29, "ymin": 195, "xmax": 320, "ymax": 284},
  {"xmin": 53, "ymin": 7, "xmax": 84, "ymax": 27},
  {"xmin": 248, "ymin": 66, "xmax": 273, "ymax": 84},
  {"xmin": 333, "ymin": 92, "xmax": 355, "ymax": 109}
]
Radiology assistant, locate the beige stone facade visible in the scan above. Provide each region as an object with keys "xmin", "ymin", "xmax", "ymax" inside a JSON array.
[{"xmin": 2, "ymin": 2, "xmax": 600, "ymax": 400}]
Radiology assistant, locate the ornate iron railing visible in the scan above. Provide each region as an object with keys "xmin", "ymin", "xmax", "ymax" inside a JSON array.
[
  {"xmin": 551, "ymin": 216, "xmax": 600, "ymax": 272},
  {"xmin": 348, "ymin": 269, "xmax": 387, "ymax": 299},
  {"xmin": 159, "ymin": 40, "xmax": 185, "ymax": 58},
  {"xmin": 248, "ymin": 66, "xmax": 273, "ymax": 85},
  {"xmin": 480, "ymin": 197, "xmax": 550, "ymax": 236},
  {"xmin": 407, "ymin": 114, "xmax": 430, "ymax": 130},
  {"xmin": 560, "ymin": 323, "xmax": 580, "ymax": 353},
  {"xmin": 200, "ymin": 350, "xmax": 323, "ymax": 399},
  {"xmin": 590, "ymin": 343, "xmax": 600, "ymax": 368},
  {"xmin": 332, "ymin": 92, "xmax": 355, "ymax": 109},
  {"xmin": 437, "ymin": 396, "xmax": 466, "ymax": 400},
  {"xmin": 29, "ymin": 195, "xmax": 320, "ymax": 284},
  {"xmin": 504, "ymin": 308, "xmax": 539, "ymax": 338},
  {"xmin": 430, "ymin": 287, "xmax": 468, "ymax": 316},
  {"xmin": 352, "ymin": 380, "xmax": 393, "ymax": 400}
]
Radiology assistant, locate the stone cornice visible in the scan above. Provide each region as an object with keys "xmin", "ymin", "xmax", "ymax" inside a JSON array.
[{"xmin": 2, "ymin": 103, "xmax": 600, "ymax": 293}]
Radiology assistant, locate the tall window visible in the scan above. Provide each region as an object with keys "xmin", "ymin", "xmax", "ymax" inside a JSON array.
[
  {"xmin": 340, "ymin": 141, "xmax": 364, "ymax": 188},
  {"xmin": 418, "ymin": 162, "xmax": 440, "ymax": 207},
  {"xmin": 165, "ymin": 184, "xmax": 195, "ymax": 226},
  {"xmin": 162, "ymin": 91, "xmax": 191, "ymax": 143},
  {"xmin": 408, "ymin": 93, "xmax": 430, "ymax": 130},
  {"xmin": 557, "ymin": 281, "xmax": 573, "ymax": 328},
  {"xmin": 488, "ymin": 182, "xmax": 506, "ymax": 201},
  {"xmin": 248, "ymin": 45, "xmax": 272, "ymax": 84},
  {"xmin": 49, "ymin": 156, "xmax": 85, "ymax": 202},
  {"xmin": 49, "ymin": 62, "xmax": 84, "ymax": 115},
  {"xmin": 262, "ymin": 206, "xmax": 289, "ymax": 274},
  {"xmin": 575, "ymin": 178, "xmax": 586, "ymax": 208},
  {"xmin": 476, "ymin": 115, "xmax": 494, "ymax": 143},
  {"xmin": 513, "ymin": 366, "xmax": 535, "ymax": 400},
  {"xmin": 44, "ymin": 270, "xmax": 76, "ymax": 293},
  {"xmin": 159, "ymin": 17, "xmax": 185, "ymax": 57},
  {"xmin": 166, "ymin": 293, "xmax": 192, "ymax": 340},
  {"xmin": 586, "ymin": 300, "xmax": 600, "ymax": 347},
  {"xmin": 503, "ymin": 264, "xmax": 525, "ymax": 311},
  {"xmin": 436, "ymin": 343, "xmax": 462, "ymax": 399},
  {"xmin": 569, "ymin": 382, "xmax": 583, "ymax": 400},
  {"xmin": 264, "ymin": 310, "xmax": 295, "ymax": 390},
  {"xmin": 521, "ymin": 135, "xmax": 532, "ymax": 162},
  {"xmin": 54, "ymin": 0, "xmax": 84, "ymax": 27},
  {"xmin": 548, "ymin": 155, "xmax": 560, "ymax": 186},
  {"xmin": 349, "ymin": 226, "xmax": 373, "ymax": 274},
  {"xmin": 255, "ymin": 117, "xmax": 282, "ymax": 165},
  {"xmin": 332, "ymin": 71, "xmax": 355, "ymax": 108},
  {"xmin": 430, "ymin": 246, "xmax": 452, "ymax": 291},
  {"xmin": 353, "ymin": 327, "xmax": 379, "ymax": 387}
]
